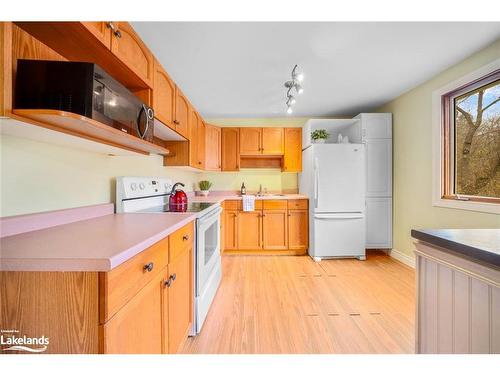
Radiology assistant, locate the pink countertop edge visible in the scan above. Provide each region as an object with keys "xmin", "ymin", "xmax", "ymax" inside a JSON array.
[
  {"xmin": 0, "ymin": 205, "xmax": 197, "ymax": 272},
  {"xmin": 0, "ymin": 193, "xmax": 308, "ymax": 272},
  {"xmin": 0, "ymin": 203, "xmax": 114, "ymax": 238}
]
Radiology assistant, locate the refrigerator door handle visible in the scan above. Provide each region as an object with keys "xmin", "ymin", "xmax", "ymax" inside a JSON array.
[
  {"xmin": 313, "ymin": 157, "xmax": 319, "ymax": 208},
  {"xmin": 314, "ymin": 213, "xmax": 364, "ymax": 219}
]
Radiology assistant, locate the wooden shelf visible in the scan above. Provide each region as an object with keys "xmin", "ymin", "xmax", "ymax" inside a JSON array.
[{"xmin": 11, "ymin": 109, "xmax": 170, "ymax": 156}]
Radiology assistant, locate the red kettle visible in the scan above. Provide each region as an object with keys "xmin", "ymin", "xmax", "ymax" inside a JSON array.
[{"xmin": 169, "ymin": 182, "xmax": 188, "ymax": 212}]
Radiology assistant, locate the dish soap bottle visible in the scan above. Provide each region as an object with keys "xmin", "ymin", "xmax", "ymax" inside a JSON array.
[{"xmin": 240, "ymin": 182, "xmax": 246, "ymax": 195}]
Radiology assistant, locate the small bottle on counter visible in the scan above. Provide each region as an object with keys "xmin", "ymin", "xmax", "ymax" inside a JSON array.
[{"xmin": 240, "ymin": 182, "xmax": 246, "ymax": 195}]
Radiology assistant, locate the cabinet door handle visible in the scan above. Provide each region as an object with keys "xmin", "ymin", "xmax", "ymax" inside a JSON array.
[
  {"xmin": 106, "ymin": 22, "xmax": 116, "ymax": 31},
  {"xmin": 113, "ymin": 29, "xmax": 122, "ymax": 38},
  {"xmin": 182, "ymin": 234, "xmax": 189, "ymax": 241},
  {"xmin": 288, "ymin": 213, "xmax": 291, "ymax": 217},
  {"xmin": 173, "ymin": 120, "xmax": 180, "ymax": 125},
  {"xmin": 171, "ymin": 273, "xmax": 177, "ymax": 281},
  {"xmin": 143, "ymin": 262, "xmax": 154, "ymax": 272},
  {"xmin": 164, "ymin": 278, "xmax": 172, "ymax": 287}
]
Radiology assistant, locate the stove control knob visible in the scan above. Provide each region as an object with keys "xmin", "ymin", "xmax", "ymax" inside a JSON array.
[
  {"xmin": 130, "ymin": 183, "xmax": 137, "ymax": 191},
  {"xmin": 139, "ymin": 183, "xmax": 145, "ymax": 190}
]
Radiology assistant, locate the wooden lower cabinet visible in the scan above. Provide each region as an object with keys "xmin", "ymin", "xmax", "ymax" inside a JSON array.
[
  {"xmin": 0, "ymin": 223, "xmax": 194, "ymax": 354},
  {"xmin": 237, "ymin": 211, "xmax": 262, "ymax": 250},
  {"xmin": 166, "ymin": 245, "xmax": 192, "ymax": 354},
  {"xmin": 262, "ymin": 209, "xmax": 288, "ymax": 250},
  {"xmin": 287, "ymin": 210, "xmax": 309, "ymax": 252},
  {"xmin": 223, "ymin": 199, "xmax": 308, "ymax": 255},
  {"xmin": 224, "ymin": 210, "xmax": 238, "ymax": 250},
  {"xmin": 102, "ymin": 271, "xmax": 164, "ymax": 354}
]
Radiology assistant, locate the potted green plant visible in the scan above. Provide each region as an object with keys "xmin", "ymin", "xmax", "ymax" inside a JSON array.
[
  {"xmin": 198, "ymin": 180, "xmax": 213, "ymax": 197},
  {"xmin": 311, "ymin": 129, "xmax": 329, "ymax": 143}
]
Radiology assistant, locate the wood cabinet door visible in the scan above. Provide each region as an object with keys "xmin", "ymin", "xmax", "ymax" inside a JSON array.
[
  {"xmin": 205, "ymin": 124, "xmax": 221, "ymax": 170},
  {"xmin": 153, "ymin": 60, "xmax": 175, "ymax": 128},
  {"xmin": 174, "ymin": 87, "xmax": 190, "ymax": 139},
  {"xmin": 110, "ymin": 22, "xmax": 154, "ymax": 87},
  {"xmin": 224, "ymin": 210, "xmax": 238, "ymax": 250},
  {"xmin": 81, "ymin": 22, "xmax": 111, "ymax": 49},
  {"xmin": 287, "ymin": 210, "xmax": 308, "ymax": 251},
  {"xmin": 221, "ymin": 128, "xmax": 240, "ymax": 171},
  {"xmin": 283, "ymin": 128, "xmax": 302, "ymax": 172},
  {"xmin": 196, "ymin": 120, "xmax": 206, "ymax": 169},
  {"xmin": 102, "ymin": 271, "xmax": 163, "ymax": 354},
  {"xmin": 262, "ymin": 128, "xmax": 284, "ymax": 155},
  {"xmin": 188, "ymin": 109, "xmax": 200, "ymax": 167},
  {"xmin": 262, "ymin": 209, "xmax": 288, "ymax": 250},
  {"xmin": 237, "ymin": 211, "xmax": 262, "ymax": 250},
  {"xmin": 239, "ymin": 128, "xmax": 262, "ymax": 155},
  {"xmin": 167, "ymin": 247, "xmax": 192, "ymax": 354}
]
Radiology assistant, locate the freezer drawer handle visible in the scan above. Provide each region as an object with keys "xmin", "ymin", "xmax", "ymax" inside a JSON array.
[{"xmin": 314, "ymin": 213, "xmax": 364, "ymax": 220}]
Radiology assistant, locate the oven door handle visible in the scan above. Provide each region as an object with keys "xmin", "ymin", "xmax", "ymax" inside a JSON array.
[{"xmin": 198, "ymin": 206, "xmax": 222, "ymax": 224}]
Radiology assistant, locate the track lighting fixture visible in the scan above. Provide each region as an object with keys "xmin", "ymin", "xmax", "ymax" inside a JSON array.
[{"xmin": 284, "ymin": 64, "xmax": 304, "ymax": 114}]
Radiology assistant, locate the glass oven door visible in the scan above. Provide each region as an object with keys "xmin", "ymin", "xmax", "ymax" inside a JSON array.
[{"xmin": 196, "ymin": 207, "xmax": 222, "ymax": 294}]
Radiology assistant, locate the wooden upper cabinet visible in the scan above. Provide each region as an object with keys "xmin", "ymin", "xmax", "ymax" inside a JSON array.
[
  {"xmin": 196, "ymin": 120, "xmax": 206, "ymax": 169},
  {"xmin": 240, "ymin": 128, "xmax": 262, "ymax": 155},
  {"xmin": 205, "ymin": 124, "xmax": 221, "ymax": 171},
  {"xmin": 110, "ymin": 22, "xmax": 154, "ymax": 88},
  {"xmin": 188, "ymin": 109, "xmax": 200, "ymax": 167},
  {"xmin": 174, "ymin": 86, "xmax": 190, "ymax": 139},
  {"xmin": 262, "ymin": 209, "xmax": 288, "ymax": 250},
  {"xmin": 153, "ymin": 59, "xmax": 175, "ymax": 128},
  {"xmin": 239, "ymin": 128, "xmax": 285, "ymax": 156},
  {"xmin": 80, "ymin": 22, "xmax": 112, "ymax": 49},
  {"xmin": 221, "ymin": 128, "xmax": 240, "ymax": 171},
  {"xmin": 283, "ymin": 128, "xmax": 302, "ymax": 172},
  {"xmin": 262, "ymin": 128, "xmax": 284, "ymax": 155}
]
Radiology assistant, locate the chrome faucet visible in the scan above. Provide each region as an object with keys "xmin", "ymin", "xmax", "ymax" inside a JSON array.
[{"xmin": 257, "ymin": 184, "xmax": 263, "ymax": 196}]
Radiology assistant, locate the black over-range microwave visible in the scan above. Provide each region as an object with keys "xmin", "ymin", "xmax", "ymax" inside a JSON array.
[{"xmin": 14, "ymin": 59, "xmax": 154, "ymax": 142}]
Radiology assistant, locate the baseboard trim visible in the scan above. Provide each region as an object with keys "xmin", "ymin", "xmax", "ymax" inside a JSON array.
[{"xmin": 389, "ymin": 249, "xmax": 416, "ymax": 268}]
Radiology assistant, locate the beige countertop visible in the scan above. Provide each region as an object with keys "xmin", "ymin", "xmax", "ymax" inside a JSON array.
[{"xmin": 0, "ymin": 212, "xmax": 196, "ymax": 272}]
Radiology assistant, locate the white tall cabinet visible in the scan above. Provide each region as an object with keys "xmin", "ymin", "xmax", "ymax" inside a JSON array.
[{"xmin": 354, "ymin": 113, "xmax": 393, "ymax": 249}]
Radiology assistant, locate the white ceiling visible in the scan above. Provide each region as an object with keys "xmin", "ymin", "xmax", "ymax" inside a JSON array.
[{"xmin": 132, "ymin": 22, "xmax": 500, "ymax": 118}]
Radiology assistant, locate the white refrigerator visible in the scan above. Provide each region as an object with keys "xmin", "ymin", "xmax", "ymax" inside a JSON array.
[{"xmin": 299, "ymin": 143, "xmax": 366, "ymax": 261}]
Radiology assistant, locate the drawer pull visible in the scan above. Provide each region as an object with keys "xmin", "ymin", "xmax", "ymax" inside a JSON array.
[
  {"xmin": 143, "ymin": 262, "xmax": 154, "ymax": 272},
  {"xmin": 171, "ymin": 273, "xmax": 177, "ymax": 281},
  {"xmin": 182, "ymin": 234, "xmax": 189, "ymax": 241}
]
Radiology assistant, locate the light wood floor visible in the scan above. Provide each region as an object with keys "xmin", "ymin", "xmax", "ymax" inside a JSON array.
[{"xmin": 181, "ymin": 251, "xmax": 415, "ymax": 354}]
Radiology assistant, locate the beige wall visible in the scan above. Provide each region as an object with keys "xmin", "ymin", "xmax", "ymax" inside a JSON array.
[
  {"xmin": 0, "ymin": 118, "xmax": 306, "ymax": 217},
  {"xmin": 377, "ymin": 39, "xmax": 500, "ymax": 259}
]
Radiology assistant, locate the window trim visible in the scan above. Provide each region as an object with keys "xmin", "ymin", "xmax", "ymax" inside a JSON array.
[{"xmin": 432, "ymin": 58, "xmax": 500, "ymax": 214}]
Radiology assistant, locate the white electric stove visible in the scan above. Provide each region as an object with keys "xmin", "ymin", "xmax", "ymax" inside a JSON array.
[{"xmin": 116, "ymin": 176, "xmax": 222, "ymax": 335}]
